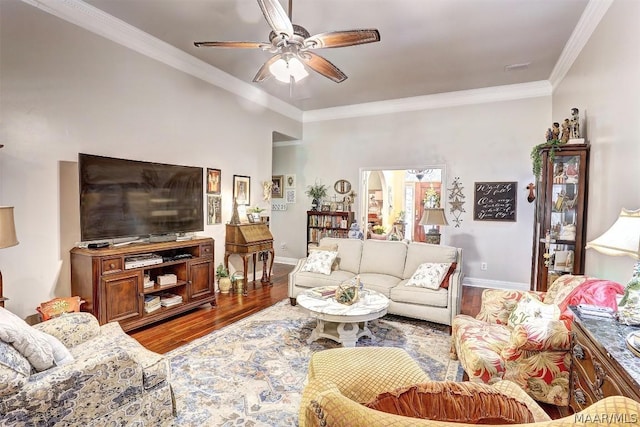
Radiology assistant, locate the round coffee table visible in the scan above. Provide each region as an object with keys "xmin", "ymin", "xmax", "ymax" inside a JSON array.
[{"xmin": 297, "ymin": 287, "xmax": 390, "ymax": 347}]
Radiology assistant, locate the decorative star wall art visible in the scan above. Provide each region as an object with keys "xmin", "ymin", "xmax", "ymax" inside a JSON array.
[{"xmin": 448, "ymin": 177, "xmax": 466, "ymax": 228}]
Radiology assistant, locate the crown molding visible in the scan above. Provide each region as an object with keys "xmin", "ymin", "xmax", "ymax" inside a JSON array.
[
  {"xmin": 21, "ymin": 0, "xmax": 600, "ymax": 126},
  {"xmin": 303, "ymin": 80, "xmax": 552, "ymax": 123},
  {"xmin": 548, "ymin": 0, "xmax": 614, "ymax": 90},
  {"xmin": 20, "ymin": 0, "xmax": 303, "ymax": 122}
]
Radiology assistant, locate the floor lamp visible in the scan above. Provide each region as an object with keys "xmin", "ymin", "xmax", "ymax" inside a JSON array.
[
  {"xmin": 0, "ymin": 206, "xmax": 19, "ymax": 308},
  {"xmin": 419, "ymin": 208, "xmax": 449, "ymax": 245}
]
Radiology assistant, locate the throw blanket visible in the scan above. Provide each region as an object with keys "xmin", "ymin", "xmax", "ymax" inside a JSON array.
[{"xmin": 558, "ymin": 279, "xmax": 625, "ymax": 313}]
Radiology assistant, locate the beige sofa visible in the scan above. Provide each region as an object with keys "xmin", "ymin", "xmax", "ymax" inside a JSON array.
[{"xmin": 289, "ymin": 237, "xmax": 463, "ymax": 326}]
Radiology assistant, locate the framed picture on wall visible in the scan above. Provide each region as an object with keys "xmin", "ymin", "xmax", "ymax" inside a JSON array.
[
  {"xmin": 207, "ymin": 195, "xmax": 221, "ymax": 225},
  {"xmin": 233, "ymin": 175, "xmax": 250, "ymax": 205},
  {"xmin": 272, "ymin": 175, "xmax": 284, "ymax": 198},
  {"xmin": 285, "ymin": 174, "xmax": 296, "ymax": 188},
  {"xmin": 206, "ymin": 168, "xmax": 221, "ymax": 194}
]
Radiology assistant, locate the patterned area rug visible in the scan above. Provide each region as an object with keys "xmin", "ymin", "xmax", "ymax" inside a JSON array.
[{"xmin": 167, "ymin": 299, "xmax": 462, "ymax": 426}]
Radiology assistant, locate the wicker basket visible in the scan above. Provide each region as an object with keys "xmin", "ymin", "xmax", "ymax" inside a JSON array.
[{"xmin": 335, "ymin": 284, "xmax": 359, "ymax": 305}]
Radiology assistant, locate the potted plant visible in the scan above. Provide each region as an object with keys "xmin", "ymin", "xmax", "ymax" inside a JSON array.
[
  {"xmin": 216, "ymin": 263, "xmax": 232, "ymax": 294},
  {"xmin": 531, "ymin": 138, "xmax": 565, "ymax": 181},
  {"xmin": 305, "ymin": 181, "xmax": 329, "ymax": 210},
  {"xmin": 369, "ymin": 224, "xmax": 387, "ymax": 240}
]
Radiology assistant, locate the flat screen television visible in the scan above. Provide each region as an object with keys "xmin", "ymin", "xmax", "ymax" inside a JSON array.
[{"xmin": 79, "ymin": 153, "xmax": 204, "ymax": 241}]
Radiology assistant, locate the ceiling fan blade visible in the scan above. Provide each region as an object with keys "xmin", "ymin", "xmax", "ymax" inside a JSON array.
[
  {"xmin": 305, "ymin": 29, "xmax": 380, "ymax": 49},
  {"xmin": 300, "ymin": 52, "xmax": 347, "ymax": 83},
  {"xmin": 257, "ymin": 0, "xmax": 293, "ymax": 37},
  {"xmin": 194, "ymin": 41, "xmax": 266, "ymax": 49},
  {"xmin": 253, "ymin": 54, "xmax": 283, "ymax": 82}
]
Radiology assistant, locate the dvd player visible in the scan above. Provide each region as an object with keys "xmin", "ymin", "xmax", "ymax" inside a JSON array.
[{"xmin": 125, "ymin": 253, "xmax": 163, "ymax": 269}]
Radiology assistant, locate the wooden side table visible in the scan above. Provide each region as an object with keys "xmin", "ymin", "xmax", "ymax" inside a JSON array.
[{"xmin": 569, "ymin": 307, "xmax": 640, "ymax": 414}]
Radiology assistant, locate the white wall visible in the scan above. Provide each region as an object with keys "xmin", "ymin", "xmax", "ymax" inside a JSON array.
[
  {"xmin": 274, "ymin": 97, "xmax": 550, "ymax": 286},
  {"xmin": 552, "ymin": 0, "xmax": 640, "ymax": 285},
  {"xmin": 0, "ymin": 1, "xmax": 301, "ymax": 318}
]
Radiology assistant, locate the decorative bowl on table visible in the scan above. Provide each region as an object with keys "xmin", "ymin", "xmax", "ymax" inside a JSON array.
[{"xmin": 335, "ymin": 284, "xmax": 359, "ymax": 305}]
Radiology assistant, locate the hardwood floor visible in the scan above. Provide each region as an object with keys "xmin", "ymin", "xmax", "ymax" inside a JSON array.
[{"xmin": 131, "ymin": 262, "xmax": 483, "ymax": 353}]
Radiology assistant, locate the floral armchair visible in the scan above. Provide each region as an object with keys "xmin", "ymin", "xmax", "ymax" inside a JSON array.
[
  {"xmin": 450, "ymin": 275, "xmax": 624, "ymax": 406},
  {"xmin": 0, "ymin": 309, "xmax": 175, "ymax": 426}
]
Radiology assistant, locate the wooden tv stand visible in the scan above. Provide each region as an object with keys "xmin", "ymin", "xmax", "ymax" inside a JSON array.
[{"xmin": 70, "ymin": 237, "xmax": 215, "ymax": 331}]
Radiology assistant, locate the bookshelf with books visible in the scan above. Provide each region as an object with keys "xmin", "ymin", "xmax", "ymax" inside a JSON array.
[
  {"xmin": 306, "ymin": 211, "xmax": 354, "ymax": 253},
  {"xmin": 71, "ymin": 237, "xmax": 215, "ymax": 331}
]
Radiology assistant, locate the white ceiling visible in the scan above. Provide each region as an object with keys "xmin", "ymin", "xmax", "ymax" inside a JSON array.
[{"xmin": 50, "ymin": 0, "xmax": 591, "ymax": 112}]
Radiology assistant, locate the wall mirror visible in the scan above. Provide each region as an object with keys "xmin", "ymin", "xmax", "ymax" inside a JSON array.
[{"xmin": 359, "ymin": 167, "xmax": 445, "ymax": 241}]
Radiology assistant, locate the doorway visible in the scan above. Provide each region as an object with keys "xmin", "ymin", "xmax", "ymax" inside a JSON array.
[{"xmin": 360, "ymin": 168, "xmax": 444, "ymax": 241}]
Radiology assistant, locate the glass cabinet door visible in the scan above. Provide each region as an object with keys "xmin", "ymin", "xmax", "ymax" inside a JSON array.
[{"xmin": 532, "ymin": 145, "xmax": 589, "ymax": 291}]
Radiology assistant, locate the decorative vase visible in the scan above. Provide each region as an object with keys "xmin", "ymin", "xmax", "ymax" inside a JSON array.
[
  {"xmin": 311, "ymin": 198, "xmax": 320, "ymax": 211},
  {"xmin": 335, "ymin": 284, "xmax": 359, "ymax": 305},
  {"xmin": 218, "ymin": 277, "xmax": 232, "ymax": 294}
]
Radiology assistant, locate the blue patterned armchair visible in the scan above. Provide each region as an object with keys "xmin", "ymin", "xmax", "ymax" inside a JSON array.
[{"xmin": 0, "ymin": 311, "xmax": 175, "ymax": 426}]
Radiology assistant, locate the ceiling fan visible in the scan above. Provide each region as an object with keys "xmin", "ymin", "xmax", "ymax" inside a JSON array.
[{"xmin": 194, "ymin": 0, "xmax": 380, "ymax": 84}]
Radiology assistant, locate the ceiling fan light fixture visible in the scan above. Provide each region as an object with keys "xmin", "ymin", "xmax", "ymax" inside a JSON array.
[{"xmin": 268, "ymin": 56, "xmax": 309, "ymax": 83}]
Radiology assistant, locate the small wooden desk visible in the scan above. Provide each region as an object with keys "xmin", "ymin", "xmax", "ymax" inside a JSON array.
[{"xmin": 224, "ymin": 223, "xmax": 274, "ymax": 296}]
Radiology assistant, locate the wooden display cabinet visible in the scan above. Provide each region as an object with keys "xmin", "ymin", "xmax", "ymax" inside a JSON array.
[
  {"xmin": 306, "ymin": 211, "xmax": 354, "ymax": 253},
  {"xmin": 70, "ymin": 237, "xmax": 215, "ymax": 331},
  {"xmin": 531, "ymin": 144, "xmax": 590, "ymax": 291}
]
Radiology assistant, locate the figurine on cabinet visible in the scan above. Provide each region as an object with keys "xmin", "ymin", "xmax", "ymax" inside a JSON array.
[
  {"xmin": 561, "ymin": 118, "xmax": 571, "ymax": 143},
  {"xmin": 570, "ymin": 108, "xmax": 580, "ymax": 139},
  {"xmin": 552, "ymin": 122, "xmax": 560, "ymax": 140}
]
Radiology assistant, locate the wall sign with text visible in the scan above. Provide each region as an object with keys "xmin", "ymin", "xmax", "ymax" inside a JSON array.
[{"xmin": 473, "ymin": 182, "xmax": 517, "ymax": 222}]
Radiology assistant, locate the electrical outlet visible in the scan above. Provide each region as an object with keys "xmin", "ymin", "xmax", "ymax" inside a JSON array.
[
  {"xmin": 280, "ymin": 242, "xmax": 286, "ymax": 250},
  {"xmin": 481, "ymin": 262, "xmax": 488, "ymax": 271}
]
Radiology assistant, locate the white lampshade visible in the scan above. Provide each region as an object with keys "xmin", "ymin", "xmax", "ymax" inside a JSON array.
[
  {"xmin": 269, "ymin": 57, "xmax": 309, "ymax": 83},
  {"xmin": 586, "ymin": 208, "xmax": 640, "ymax": 259},
  {"xmin": 419, "ymin": 208, "xmax": 449, "ymax": 227},
  {"xmin": 0, "ymin": 207, "xmax": 19, "ymax": 249}
]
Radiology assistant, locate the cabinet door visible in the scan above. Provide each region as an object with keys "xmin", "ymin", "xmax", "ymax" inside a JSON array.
[
  {"xmin": 100, "ymin": 271, "xmax": 141, "ymax": 323},
  {"xmin": 189, "ymin": 259, "xmax": 214, "ymax": 299},
  {"xmin": 533, "ymin": 145, "xmax": 589, "ymax": 291}
]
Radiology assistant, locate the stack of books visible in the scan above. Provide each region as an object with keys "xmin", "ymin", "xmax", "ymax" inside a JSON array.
[
  {"xmin": 159, "ymin": 293, "xmax": 183, "ymax": 307},
  {"xmin": 577, "ymin": 304, "xmax": 614, "ymax": 318},
  {"xmin": 144, "ymin": 295, "xmax": 161, "ymax": 313},
  {"xmin": 143, "ymin": 274, "xmax": 155, "ymax": 289}
]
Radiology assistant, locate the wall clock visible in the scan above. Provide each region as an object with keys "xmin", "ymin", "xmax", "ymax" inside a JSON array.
[{"xmin": 334, "ymin": 179, "xmax": 352, "ymax": 194}]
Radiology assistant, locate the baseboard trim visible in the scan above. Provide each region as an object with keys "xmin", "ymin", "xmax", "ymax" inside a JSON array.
[
  {"xmin": 274, "ymin": 256, "xmax": 299, "ymax": 265},
  {"xmin": 463, "ymin": 277, "xmax": 529, "ymax": 291}
]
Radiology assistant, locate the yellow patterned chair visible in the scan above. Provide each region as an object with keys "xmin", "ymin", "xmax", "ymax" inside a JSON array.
[
  {"xmin": 449, "ymin": 275, "xmax": 625, "ymax": 406},
  {"xmin": 299, "ymin": 347, "xmax": 640, "ymax": 426}
]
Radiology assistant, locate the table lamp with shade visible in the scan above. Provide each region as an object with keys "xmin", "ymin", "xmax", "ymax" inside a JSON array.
[
  {"xmin": 585, "ymin": 208, "xmax": 640, "ymax": 324},
  {"xmin": 419, "ymin": 208, "xmax": 449, "ymax": 245},
  {"xmin": 0, "ymin": 206, "xmax": 19, "ymax": 307}
]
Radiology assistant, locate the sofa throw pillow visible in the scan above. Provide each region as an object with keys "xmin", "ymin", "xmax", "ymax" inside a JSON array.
[
  {"xmin": 0, "ymin": 341, "xmax": 31, "ymax": 397},
  {"xmin": 37, "ymin": 296, "xmax": 84, "ymax": 321},
  {"xmin": 438, "ymin": 262, "xmax": 457, "ymax": 289},
  {"xmin": 507, "ymin": 294, "xmax": 561, "ymax": 329},
  {"xmin": 301, "ymin": 250, "xmax": 339, "ymax": 275},
  {"xmin": 0, "ymin": 307, "xmax": 55, "ymax": 371},
  {"xmin": 364, "ymin": 381, "xmax": 535, "ymax": 424},
  {"xmin": 42, "ymin": 332, "xmax": 74, "ymax": 366},
  {"xmin": 405, "ymin": 262, "xmax": 452, "ymax": 290}
]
